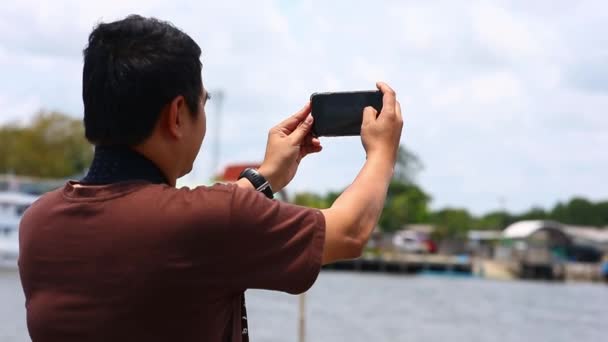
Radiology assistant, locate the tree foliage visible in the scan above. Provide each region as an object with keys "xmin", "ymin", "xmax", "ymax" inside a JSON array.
[
  {"xmin": 393, "ymin": 145, "xmax": 423, "ymax": 184},
  {"xmin": 551, "ymin": 198, "xmax": 606, "ymax": 227},
  {"xmin": 430, "ymin": 208, "xmax": 474, "ymax": 240},
  {"xmin": 293, "ymin": 192, "xmax": 329, "ymax": 209},
  {"xmin": 293, "ymin": 145, "xmax": 431, "ymax": 232},
  {"xmin": 379, "ymin": 181, "xmax": 430, "ymax": 232},
  {"xmin": 0, "ymin": 111, "xmax": 92, "ymax": 178},
  {"xmin": 291, "ymin": 145, "xmax": 608, "ymax": 238},
  {"xmin": 377, "ymin": 145, "xmax": 430, "ymax": 232}
]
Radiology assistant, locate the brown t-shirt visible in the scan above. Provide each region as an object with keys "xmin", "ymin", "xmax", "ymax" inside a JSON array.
[{"xmin": 18, "ymin": 181, "xmax": 325, "ymax": 342}]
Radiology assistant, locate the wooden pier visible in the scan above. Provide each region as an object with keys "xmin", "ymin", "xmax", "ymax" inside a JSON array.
[
  {"xmin": 322, "ymin": 253, "xmax": 472, "ymax": 275},
  {"xmin": 322, "ymin": 253, "xmax": 605, "ymax": 282}
]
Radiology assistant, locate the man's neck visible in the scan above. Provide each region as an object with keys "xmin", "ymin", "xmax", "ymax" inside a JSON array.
[{"xmin": 81, "ymin": 145, "xmax": 170, "ymax": 186}]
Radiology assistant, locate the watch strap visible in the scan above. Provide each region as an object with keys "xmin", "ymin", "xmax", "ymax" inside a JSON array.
[{"xmin": 238, "ymin": 168, "xmax": 274, "ymax": 199}]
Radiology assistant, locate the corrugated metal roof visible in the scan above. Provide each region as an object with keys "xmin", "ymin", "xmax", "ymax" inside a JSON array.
[
  {"xmin": 564, "ymin": 226, "xmax": 608, "ymax": 243},
  {"xmin": 503, "ymin": 220, "xmax": 564, "ymax": 239}
]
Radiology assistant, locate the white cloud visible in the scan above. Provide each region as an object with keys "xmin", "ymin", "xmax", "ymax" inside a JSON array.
[
  {"xmin": 0, "ymin": 95, "xmax": 41, "ymax": 125},
  {"xmin": 352, "ymin": 57, "xmax": 389, "ymax": 85},
  {"xmin": 471, "ymin": 71, "xmax": 522, "ymax": 104},
  {"xmin": 471, "ymin": 4, "xmax": 541, "ymax": 60},
  {"xmin": 431, "ymin": 71, "xmax": 525, "ymax": 120},
  {"xmin": 395, "ymin": 5, "xmax": 436, "ymax": 51}
]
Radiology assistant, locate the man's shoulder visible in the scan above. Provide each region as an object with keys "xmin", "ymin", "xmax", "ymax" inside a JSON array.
[
  {"xmin": 174, "ymin": 182, "xmax": 237, "ymax": 196},
  {"xmin": 156, "ymin": 182, "xmax": 238, "ymax": 204},
  {"xmin": 25, "ymin": 187, "xmax": 63, "ymax": 213},
  {"xmin": 25, "ymin": 182, "xmax": 240, "ymax": 218},
  {"xmin": 19, "ymin": 187, "xmax": 64, "ymax": 233},
  {"xmin": 132, "ymin": 183, "xmax": 241, "ymax": 222}
]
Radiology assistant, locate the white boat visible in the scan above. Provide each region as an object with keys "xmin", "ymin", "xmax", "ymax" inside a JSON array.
[{"xmin": 0, "ymin": 191, "xmax": 38, "ymax": 269}]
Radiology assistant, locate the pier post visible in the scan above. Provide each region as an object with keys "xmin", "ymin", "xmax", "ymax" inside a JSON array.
[{"xmin": 298, "ymin": 293, "xmax": 306, "ymax": 342}]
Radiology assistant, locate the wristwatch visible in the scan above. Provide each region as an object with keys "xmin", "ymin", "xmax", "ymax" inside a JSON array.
[{"xmin": 238, "ymin": 168, "xmax": 274, "ymax": 199}]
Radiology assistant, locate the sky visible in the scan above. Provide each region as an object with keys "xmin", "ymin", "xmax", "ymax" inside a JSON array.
[{"xmin": 0, "ymin": 0, "xmax": 607, "ymax": 215}]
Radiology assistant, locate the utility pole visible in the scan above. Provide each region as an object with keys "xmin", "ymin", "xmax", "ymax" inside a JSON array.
[
  {"xmin": 211, "ymin": 90, "xmax": 225, "ymax": 180},
  {"xmin": 282, "ymin": 190, "xmax": 307, "ymax": 342},
  {"xmin": 498, "ymin": 196, "xmax": 507, "ymax": 212},
  {"xmin": 298, "ymin": 293, "xmax": 306, "ymax": 342}
]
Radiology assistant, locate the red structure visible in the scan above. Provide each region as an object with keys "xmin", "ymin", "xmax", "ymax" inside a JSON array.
[
  {"xmin": 218, "ymin": 163, "xmax": 289, "ymax": 202},
  {"xmin": 217, "ymin": 163, "xmax": 261, "ymax": 182}
]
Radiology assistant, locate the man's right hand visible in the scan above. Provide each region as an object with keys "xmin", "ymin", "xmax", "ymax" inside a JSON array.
[
  {"xmin": 361, "ymin": 82, "xmax": 403, "ymax": 165},
  {"xmin": 320, "ymin": 81, "xmax": 403, "ymax": 265}
]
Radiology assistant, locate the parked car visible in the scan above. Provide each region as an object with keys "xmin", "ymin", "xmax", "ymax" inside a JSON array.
[{"xmin": 392, "ymin": 230, "xmax": 435, "ymax": 254}]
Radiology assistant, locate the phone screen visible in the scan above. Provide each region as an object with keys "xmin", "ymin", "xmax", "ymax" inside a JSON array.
[{"xmin": 310, "ymin": 91, "xmax": 383, "ymax": 137}]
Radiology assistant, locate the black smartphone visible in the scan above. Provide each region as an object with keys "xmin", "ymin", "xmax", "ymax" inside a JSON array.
[{"xmin": 310, "ymin": 90, "xmax": 383, "ymax": 137}]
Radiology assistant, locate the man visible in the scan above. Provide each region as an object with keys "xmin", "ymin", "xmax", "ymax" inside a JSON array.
[{"xmin": 19, "ymin": 15, "xmax": 403, "ymax": 342}]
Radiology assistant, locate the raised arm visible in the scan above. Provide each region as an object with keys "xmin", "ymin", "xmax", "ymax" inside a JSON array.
[
  {"xmin": 236, "ymin": 82, "xmax": 403, "ymax": 265},
  {"xmin": 320, "ymin": 82, "xmax": 403, "ymax": 264}
]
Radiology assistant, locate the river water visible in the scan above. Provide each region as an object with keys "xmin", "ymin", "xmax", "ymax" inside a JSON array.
[{"xmin": 1, "ymin": 270, "xmax": 606, "ymax": 341}]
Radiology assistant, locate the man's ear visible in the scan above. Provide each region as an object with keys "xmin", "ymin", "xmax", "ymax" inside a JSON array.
[{"xmin": 161, "ymin": 95, "xmax": 186, "ymax": 139}]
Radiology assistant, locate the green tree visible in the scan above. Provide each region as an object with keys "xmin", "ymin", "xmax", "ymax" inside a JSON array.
[
  {"xmin": 393, "ymin": 145, "xmax": 423, "ymax": 184},
  {"xmin": 376, "ymin": 146, "xmax": 430, "ymax": 232},
  {"xmin": 324, "ymin": 191, "xmax": 341, "ymax": 207},
  {"xmin": 473, "ymin": 211, "xmax": 512, "ymax": 230},
  {"xmin": 0, "ymin": 111, "xmax": 92, "ymax": 178},
  {"xmin": 551, "ymin": 198, "xmax": 603, "ymax": 226},
  {"xmin": 596, "ymin": 201, "xmax": 608, "ymax": 227},
  {"xmin": 430, "ymin": 208, "xmax": 473, "ymax": 240},
  {"xmin": 514, "ymin": 207, "xmax": 548, "ymax": 222},
  {"xmin": 291, "ymin": 145, "xmax": 429, "ymax": 232},
  {"xmin": 293, "ymin": 192, "xmax": 328, "ymax": 209},
  {"xmin": 379, "ymin": 182, "xmax": 431, "ymax": 232}
]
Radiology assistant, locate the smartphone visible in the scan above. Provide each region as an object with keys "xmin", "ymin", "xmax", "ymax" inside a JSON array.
[{"xmin": 310, "ymin": 90, "xmax": 383, "ymax": 137}]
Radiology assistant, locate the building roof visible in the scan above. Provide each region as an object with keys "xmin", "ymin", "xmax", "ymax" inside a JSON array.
[
  {"xmin": 401, "ymin": 224, "xmax": 435, "ymax": 234},
  {"xmin": 564, "ymin": 225, "xmax": 608, "ymax": 244},
  {"xmin": 218, "ymin": 163, "xmax": 262, "ymax": 182},
  {"xmin": 468, "ymin": 230, "xmax": 503, "ymax": 240},
  {"xmin": 502, "ymin": 220, "xmax": 565, "ymax": 239}
]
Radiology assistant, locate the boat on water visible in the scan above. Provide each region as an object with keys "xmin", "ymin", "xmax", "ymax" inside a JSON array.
[{"xmin": 0, "ymin": 191, "xmax": 38, "ymax": 269}]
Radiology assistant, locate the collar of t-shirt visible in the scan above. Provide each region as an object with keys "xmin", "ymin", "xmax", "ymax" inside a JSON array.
[{"xmin": 81, "ymin": 145, "xmax": 169, "ymax": 185}]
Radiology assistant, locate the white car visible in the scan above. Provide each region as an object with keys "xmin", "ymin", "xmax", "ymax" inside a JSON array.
[{"xmin": 392, "ymin": 230, "xmax": 429, "ymax": 254}]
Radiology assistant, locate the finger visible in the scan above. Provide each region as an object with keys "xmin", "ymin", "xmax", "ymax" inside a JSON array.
[
  {"xmin": 302, "ymin": 145, "xmax": 323, "ymax": 156},
  {"xmin": 362, "ymin": 106, "xmax": 378, "ymax": 126},
  {"xmin": 303, "ymin": 134, "xmax": 321, "ymax": 147},
  {"xmin": 289, "ymin": 114, "xmax": 314, "ymax": 144},
  {"xmin": 276, "ymin": 102, "xmax": 311, "ymax": 133},
  {"xmin": 298, "ymin": 145, "xmax": 322, "ymax": 163},
  {"xmin": 396, "ymin": 100, "xmax": 403, "ymax": 121},
  {"xmin": 376, "ymin": 81, "xmax": 396, "ymax": 116}
]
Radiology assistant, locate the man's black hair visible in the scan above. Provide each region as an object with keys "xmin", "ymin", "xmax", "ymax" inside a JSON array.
[{"xmin": 82, "ymin": 14, "xmax": 202, "ymax": 146}]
